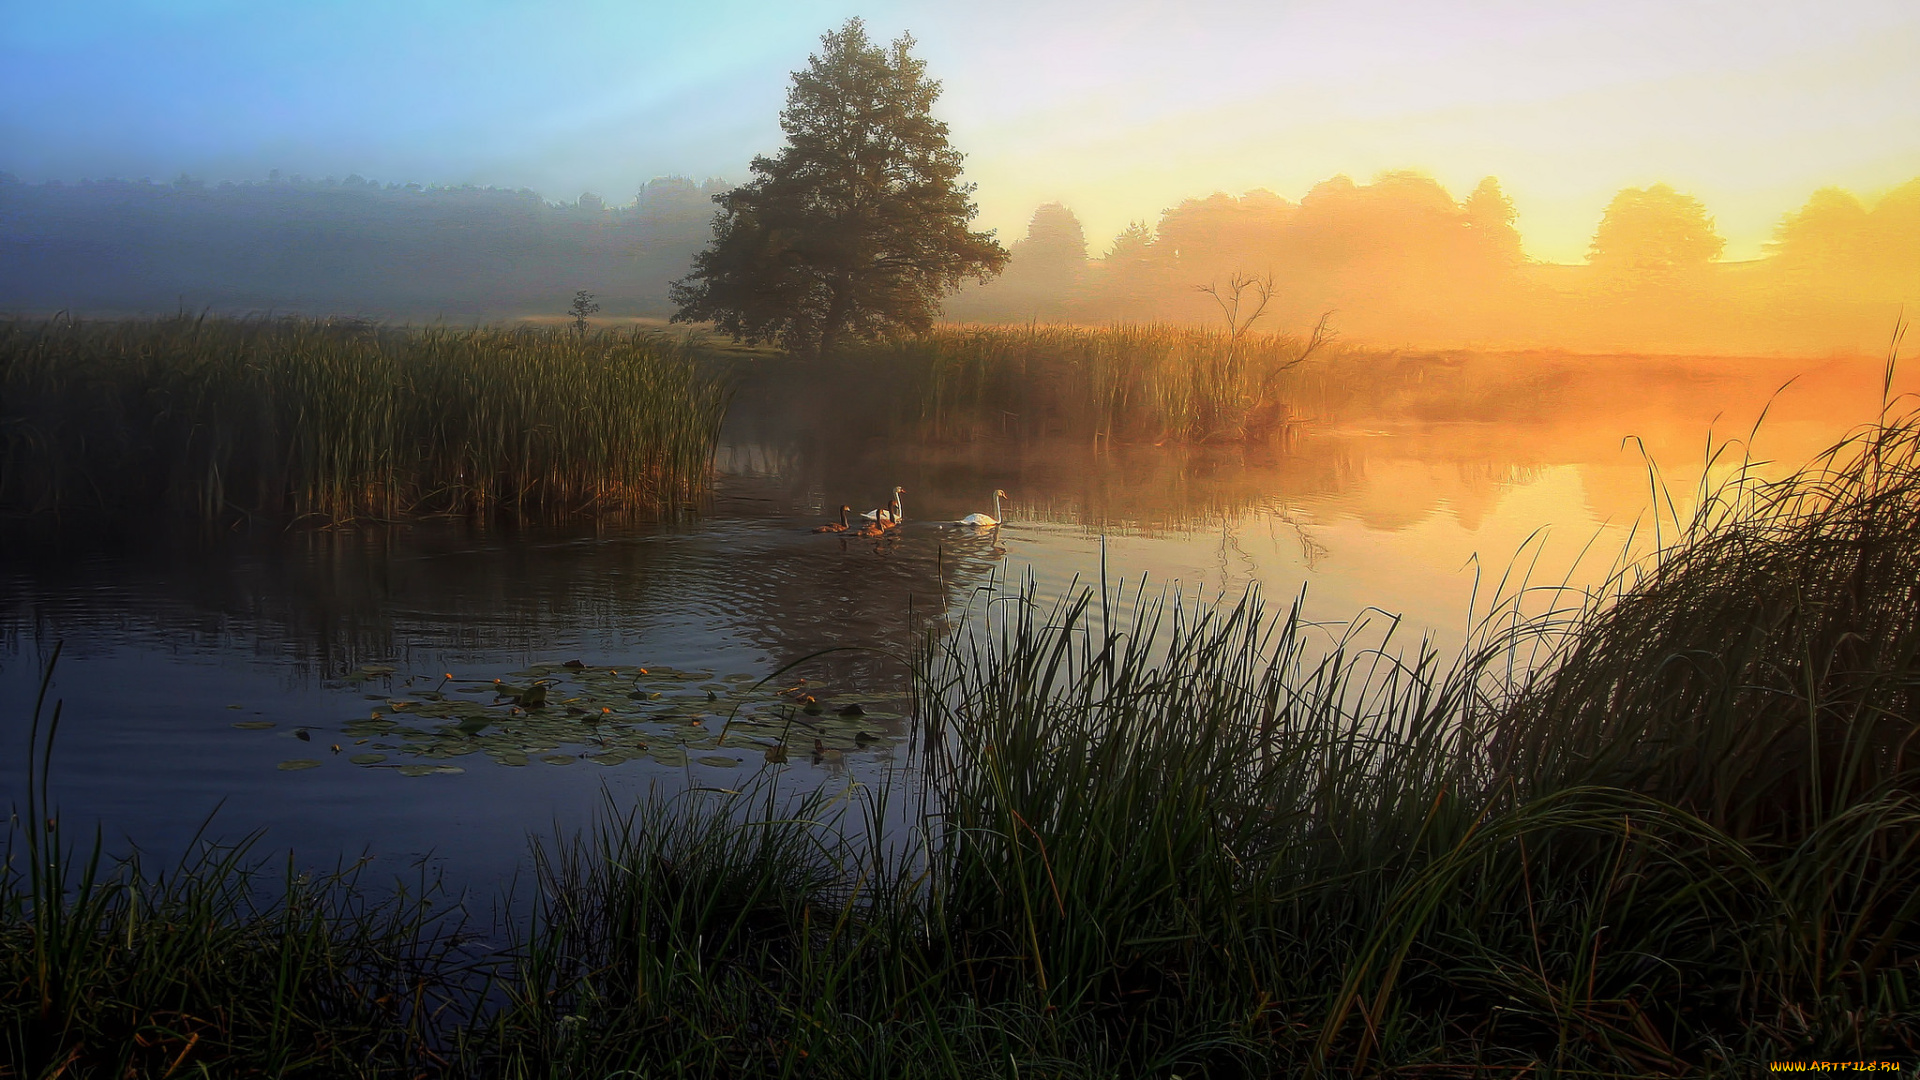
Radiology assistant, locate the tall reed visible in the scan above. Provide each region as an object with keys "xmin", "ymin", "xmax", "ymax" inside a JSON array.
[
  {"xmin": 0, "ymin": 315, "xmax": 730, "ymax": 532},
  {"xmin": 847, "ymin": 322, "xmax": 1329, "ymax": 444},
  {"xmin": 7, "ymin": 408, "xmax": 1918, "ymax": 1076}
]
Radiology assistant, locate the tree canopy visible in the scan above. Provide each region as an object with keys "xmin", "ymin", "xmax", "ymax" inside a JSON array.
[
  {"xmin": 669, "ymin": 19, "xmax": 1008, "ymax": 355},
  {"xmin": 1587, "ymin": 183, "xmax": 1724, "ymax": 276}
]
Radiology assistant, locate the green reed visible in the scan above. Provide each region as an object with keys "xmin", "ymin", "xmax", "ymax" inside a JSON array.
[
  {"xmin": 4, "ymin": 646, "xmax": 473, "ymax": 1078},
  {"xmin": 0, "ymin": 315, "xmax": 730, "ymax": 531},
  {"xmin": 846, "ymin": 322, "xmax": 1330, "ymax": 444},
  {"xmin": 6, "ymin": 407, "xmax": 1918, "ymax": 1077}
]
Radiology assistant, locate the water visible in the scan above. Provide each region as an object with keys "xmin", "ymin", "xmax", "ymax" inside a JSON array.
[{"xmin": 0, "ymin": 350, "xmax": 1901, "ymax": 888}]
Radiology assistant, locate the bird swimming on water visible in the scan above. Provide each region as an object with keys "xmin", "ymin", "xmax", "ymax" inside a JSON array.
[
  {"xmin": 813, "ymin": 506, "xmax": 852, "ymax": 533},
  {"xmin": 860, "ymin": 486, "xmax": 906, "ymax": 524},
  {"xmin": 956, "ymin": 489, "xmax": 1009, "ymax": 527},
  {"xmin": 853, "ymin": 501, "xmax": 896, "ymax": 538}
]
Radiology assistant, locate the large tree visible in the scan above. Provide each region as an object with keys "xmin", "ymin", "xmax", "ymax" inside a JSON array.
[{"xmin": 670, "ymin": 19, "xmax": 1008, "ymax": 355}]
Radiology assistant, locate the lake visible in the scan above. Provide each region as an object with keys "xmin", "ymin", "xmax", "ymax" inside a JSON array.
[{"xmin": 1, "ymin": 348, "xmax": 1903, "ymax": 889}]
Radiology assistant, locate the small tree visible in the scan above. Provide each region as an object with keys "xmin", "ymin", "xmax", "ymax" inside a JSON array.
[
  {"xmin": 669, "ymin": 19, "xmax": 1008, "ymax": 356},
  {"xmin": 1195, "ymin": 272, "xmax": 1333, "ymax": 441},
  {"xmin": 568, "ymin": 290, "xmax": 600, "ymax": 333}
]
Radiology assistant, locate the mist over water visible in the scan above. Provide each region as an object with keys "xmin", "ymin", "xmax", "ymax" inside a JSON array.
[{"xmin": 1, "ymin": 346, "xmax": 1907, "ymax": 886}]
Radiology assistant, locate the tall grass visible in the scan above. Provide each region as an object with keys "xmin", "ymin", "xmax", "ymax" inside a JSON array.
[
  {"xmin": 847, "ymin": 322, "xmax": 1331, "ymax": 444},
  {"xmin": 6, "ymin": 408, "xmax": 1919, "ymax": 1076},
  {"xmin": 0, "ymin": 315, "xmax": 730, "ymax": 532},
  {"xmin": 4, "ymin": 646, "xmax": 473, "ymax": 1077}
]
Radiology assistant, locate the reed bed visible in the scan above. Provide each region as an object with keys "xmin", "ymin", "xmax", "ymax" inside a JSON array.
[
  {"xmin": 0, "ymin": 315, "xmax": 729, "ymax": 532},
  {"xmin": 6, "ymin": 409, "xmax": 1919, "ymax": 1076},
  {"xmin": 846, "ymin": 322, "xmax": 1332, "ymax": 444}
]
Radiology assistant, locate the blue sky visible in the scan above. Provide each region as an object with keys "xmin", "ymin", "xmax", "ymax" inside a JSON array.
[{"xmin": 4, "ymin": 0, "xmax": 1917, "ymax": 262}]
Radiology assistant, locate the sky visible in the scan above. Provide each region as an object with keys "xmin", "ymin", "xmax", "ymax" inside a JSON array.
[{"xmin": 3, "ymin": 0, "xmax": 1916, "ymax": 263}]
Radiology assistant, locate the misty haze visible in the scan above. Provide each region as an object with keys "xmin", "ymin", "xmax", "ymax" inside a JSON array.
[{"xmin": 2, "ymin": 4, "xmax": 1918, "ymax": 1075}]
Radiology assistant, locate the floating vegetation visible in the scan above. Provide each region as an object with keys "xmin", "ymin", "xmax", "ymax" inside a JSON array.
[
  {"xmin": 276, "ymin": 760, "xmax": 321, "ymax": 771},
  {"xmin": 299, "ymin": 661, "xmax": 908, "ymax": 777},
  {"xmin": 230, "ymin": 720, "xmax": 275, "ymax": 730}
]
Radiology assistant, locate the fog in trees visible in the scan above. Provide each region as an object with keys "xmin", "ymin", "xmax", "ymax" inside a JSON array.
[
  {"xmin": 945, "ymin": 203, "xmax": 1087, "ymax": 321},
  {"xmin": 947, "ymin": 172, "xmax": 1920, "ymax": 354},
  {"xmin": 0, "ymin": 172, "xmax": 728, "ymax": 320},
  {"xmin": 5, "ymin": 162, "xmax": 1917, "ymax": 353}
]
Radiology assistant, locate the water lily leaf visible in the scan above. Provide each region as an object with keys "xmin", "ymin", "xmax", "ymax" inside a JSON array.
[
  {"xmin": 542, "ymin": 754, "xmax": 576, "ymax": 766},
  {"xmin": 489, "ymin": 751, "xmax": 530, "ymax": 767},
  {"xmin": 698, "ymin": 755, "xmax": 741, "ymax": 768},
  {"xmin": 231, "ymin": 720, "xmax": 275, "ymax": 730},
  {"xmin": 586, "ymin": 752, "xmax": 627, "ymax": 766},
  {"xmin": 349, "ymin": 753, "xmax": 387, "ymax": 765},
  {"xmin": 398, "ymin": 764, "xmax": 437, "ymax": 777},
  {"xmin": 432, "ymin": 765, "xmax": 465, "ymax": 775},
  {"xmin": 648, "ymin": 746, "xmax": 687, "ymax": 767},
  {"xmin": 277, "ymin": 759, "xmax": 322, "ymax": 771}
]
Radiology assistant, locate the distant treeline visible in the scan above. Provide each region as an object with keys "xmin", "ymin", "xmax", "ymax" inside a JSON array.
[
  {"xmin": 951, "ymin": 174, "xmax": 1920, "ymax": 354},
  {"xmin": 4, "ymin": 170, "xmax": 1916, "ymax": 352},
  {"xmin": 0, "ymin": 172, "xmax": 726, "ymax": 320}
]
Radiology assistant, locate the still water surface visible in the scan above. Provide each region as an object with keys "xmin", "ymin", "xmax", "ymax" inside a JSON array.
[{"xmin": 0, "ymin": 352, "xmax": 1900, "ymax": 888}]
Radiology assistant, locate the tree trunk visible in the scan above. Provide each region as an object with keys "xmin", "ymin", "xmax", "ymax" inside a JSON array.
[{"xmin": 816, "ymin": 278, "xmax": 850, "ymax": 358}]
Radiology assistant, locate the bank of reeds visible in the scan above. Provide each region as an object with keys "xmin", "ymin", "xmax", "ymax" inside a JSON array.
[
  {"xmin": 7, "ymin": 408, "xmax": 1920, "ymax": 1076},
  {"xmin": 846, "ymin": 321, "xmax": 1333, "ymax": 444},
  {"xmin": 0, "ymin": 316, "xmax": 729, "ymax": 533}
]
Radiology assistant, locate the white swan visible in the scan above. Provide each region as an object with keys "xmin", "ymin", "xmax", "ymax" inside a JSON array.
[
  {"xmin": 859, "ymin": 486, "xmax": 905, "ymax": 524},
  {"xmin": 957, "ymin": 489, "xmax": 1008, "ymax": 527}
]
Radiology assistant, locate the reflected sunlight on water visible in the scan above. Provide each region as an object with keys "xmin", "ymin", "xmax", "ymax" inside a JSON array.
[{"xmin": 1, "ymin": 348, "xmax": 1908, "ymax": 887}]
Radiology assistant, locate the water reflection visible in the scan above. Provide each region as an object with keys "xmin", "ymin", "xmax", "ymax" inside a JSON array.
[{"xmin": 0, "ymin": 348, "xmax": 1904, "ymax": 886}]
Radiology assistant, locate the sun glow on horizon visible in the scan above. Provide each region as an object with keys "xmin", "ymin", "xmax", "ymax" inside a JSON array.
[{"xmin": 1, "ymin": 0, "xmax": 1915, "ymax": 266}]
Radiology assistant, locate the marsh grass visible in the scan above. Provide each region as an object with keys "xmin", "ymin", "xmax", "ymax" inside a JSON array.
[
  {"xmin": 0, "ymin": 315, "xmax": 729, "ymax": 533},
  {"xmin": 845, "ymin": 322, "xmax": 1332, "ymax": 444},
  {"xmin": 7, "ymin": 407, "xmax": 1920, "ymax": 1076},
  {"xmin": 4, "ymin": 645, "xmax": 476, "ymax": 1078}
]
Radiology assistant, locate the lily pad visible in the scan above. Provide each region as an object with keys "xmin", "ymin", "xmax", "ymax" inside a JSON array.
[
  {"xmin": 231, "ymin": 720, "xmax": 275, "ymax": 730},
  {"xmin": 277, "ymin": 759, "xmax": 322, "ymax": 771},
  {"xmin": 318, "ymin": 659, "xmax": 907, "ymax": 778},
  {"xmin": 349, "ymin": 753, "xmax": 388, "ymax": 765}
]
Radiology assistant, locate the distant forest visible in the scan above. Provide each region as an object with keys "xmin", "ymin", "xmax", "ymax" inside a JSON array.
[
  {"xmin": 952, "ymin": 174, "xmax": 1920, "ymax": 354},
  {"xmin": 0, "ymin": 173, "xmax": 724, "ymax": 321},
  {"xmin": 2, "ymin": 170, "xmax": 1916, "ymax": 353}
]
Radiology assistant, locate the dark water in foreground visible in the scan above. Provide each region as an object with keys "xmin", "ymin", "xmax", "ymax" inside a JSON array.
[{"xmin": 0, "ymin": 352, "xmax": 1899, "ymax": 889}]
